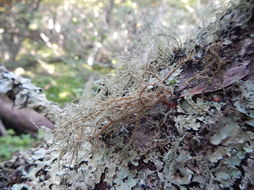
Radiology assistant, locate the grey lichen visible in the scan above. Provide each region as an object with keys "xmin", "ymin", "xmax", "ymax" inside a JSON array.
[
  {"xmin": 1, "ymin": 0, "xmax": 254, "ymax": 189},
  {"xmin": 234, "ymin": 80, "xmax": 254, "ymax": 119},
  {"xmin": 0, "ymin": 66, "xmax": 60, "ymax": 121}
]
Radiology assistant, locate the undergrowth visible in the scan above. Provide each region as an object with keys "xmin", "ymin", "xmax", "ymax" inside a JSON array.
[{"xmin": 0, "ymin": 129, "xmax": 37, "ymax": 161}]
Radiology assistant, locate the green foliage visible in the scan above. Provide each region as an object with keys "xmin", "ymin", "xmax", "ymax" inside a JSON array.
[
  {"xmin": 167, "ymin": 79, "xmax": 177, "ymax": 86},
  {"xmin": 2, "ymin": 0, "xmax": 212, "ymax": 106},
  {"xmin": 0, "ymin": 130, "xmax": 36, "ymax": 161},
  {"xmin": 32, "ymin": 62, "xmax": 86, "ymax": 105},
  {"xmin": 33, "ymin": 75, "xmax": 84, "ymax": 105}
]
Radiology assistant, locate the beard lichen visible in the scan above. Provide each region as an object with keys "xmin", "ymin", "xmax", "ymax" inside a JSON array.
[
  {"xmin": 55, "ymin": 0, "xmax": 254, "ymax": 159},
  {"xmin": 51, "ymin": 1, "xmax": 254, "ymax": 189},
  {"xmin": 4, "ymin": 0, "xmax": 254, "ymax": 189}
]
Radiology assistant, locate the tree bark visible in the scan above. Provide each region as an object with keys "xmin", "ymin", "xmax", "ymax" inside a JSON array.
[
  {"xmin": 0, "ymin": 1, "xmax": 254, "ymax": 190},
  {"xmin": 0, "ymin": 94, "xmax": 54, "ymax": 136},
  {"xmin": 0, "ymin": 0, "xmax": 41, "ymax": 62}
]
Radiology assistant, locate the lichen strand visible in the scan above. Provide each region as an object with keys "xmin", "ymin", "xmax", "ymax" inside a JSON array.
[{"xmin": 2, "ymin": 0, "xmax": 254, "ymax": 189}]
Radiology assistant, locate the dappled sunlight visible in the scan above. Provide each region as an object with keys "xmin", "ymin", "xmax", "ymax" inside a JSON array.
[
  {"xmin": 0, "ymin": 0, "xmax": 225, "ymax": 105},
  {"xmin": 82, "ymin": 64, "xmax": 93, "ymax": 71},
  {"xmin": 38, "ymin": 60, "xmax": 55, "ymax": 74},
  {"xmin": 3, "ymin": 52, "xmax": 10, "ymax": 60},
  {"xmin": 59, "ymin": 91, "xmax": 71, "ymax": 98},
  {"xmin": 14, "ymin": 67, "xmax": 25, "ymax": 76},
  {"xmin": 87, "ymin": 56, "xmax": 94, "ymax": 66},
  {"xmin": 0, "ymin": 1, "xmax": 253, "ymax": 188}
]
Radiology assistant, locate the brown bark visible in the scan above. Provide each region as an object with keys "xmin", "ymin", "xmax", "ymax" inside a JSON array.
[{"xmin": 0, "ymin": 94, "xmax": 54, "ymax": 136}]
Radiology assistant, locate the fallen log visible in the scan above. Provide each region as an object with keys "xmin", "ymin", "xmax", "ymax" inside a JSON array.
[
  {"xmin": 0, "ymin": 94, "xmax": 54, "ymax": 136},
  {"xmin": 0, "ymin": 1, "xmax": 254, "ymax": 189},
  {"xmin": 0, "ymin": 66, "xmax": 60, "ymax": 136}
]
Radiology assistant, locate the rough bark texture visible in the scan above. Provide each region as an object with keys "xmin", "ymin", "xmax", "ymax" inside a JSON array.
[
  {"xmin": 0, "ymin": 94, "xmax": 54, "ymax": 136},
  {"xmin": 0, "ymin": 1, "xmax": 254, "ymax": 190},
  {"xmin": 0, "ymin": 66, "xmax": 59, "ymax": 136}
]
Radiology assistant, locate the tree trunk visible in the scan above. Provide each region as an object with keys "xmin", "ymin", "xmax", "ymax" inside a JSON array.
[{"xmin": 0, "ymin": 0, "xmax": 41, "ymax": 63}]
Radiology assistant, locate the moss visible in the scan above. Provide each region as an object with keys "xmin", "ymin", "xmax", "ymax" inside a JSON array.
[{"xmin": 0, "ymin": 129, "xmax": 35, "ymax": 161}]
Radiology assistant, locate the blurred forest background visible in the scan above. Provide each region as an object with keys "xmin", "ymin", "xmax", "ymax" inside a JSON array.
[{"xmin": 0, "ymin": 0, "xmax": 226, "ymax": 161}]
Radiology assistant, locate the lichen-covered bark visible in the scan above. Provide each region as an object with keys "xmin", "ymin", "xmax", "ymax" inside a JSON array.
[
  {"xmin": 0, "ymin": 1, "xmax": 254, "ymax": 190},
  {"xmin": 0, "ymin": 66, "xmax": 60, "ymax": 121},
  {"xmin": 0, "ymin": 66, "xmax": 60, "ymax": 136}
]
